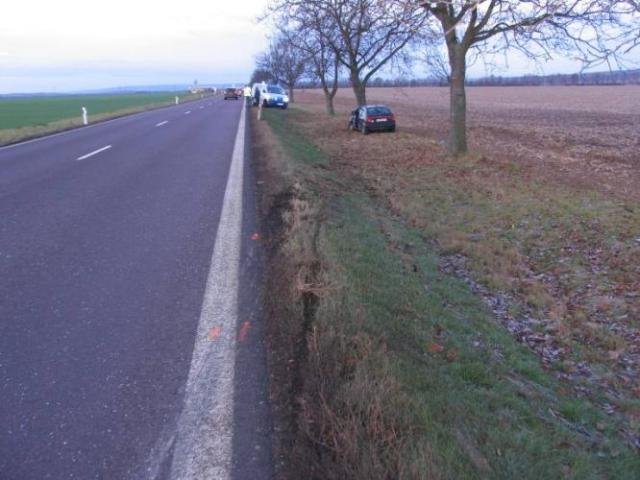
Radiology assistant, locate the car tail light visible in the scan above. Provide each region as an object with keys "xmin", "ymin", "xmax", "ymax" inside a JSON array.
[
  {"xmin": 366, "ymin": 116, "xmax": 374, "ymax": 123},
  {"xmin": 388, "ymin": 114, "xmax": 395, "ymax": 121}
]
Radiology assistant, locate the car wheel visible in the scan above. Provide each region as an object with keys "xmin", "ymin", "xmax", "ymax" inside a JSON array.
[
  {"xmin": 389, "ymin": 126, "xmax": 396, "ymax": 133},
  {"xmin": 281, "ymin": 105, "xmax": 287, "ymax": 110},
  {"xmin": 263, "ymin": 100, "xmax": 268, "ymax": 108}
]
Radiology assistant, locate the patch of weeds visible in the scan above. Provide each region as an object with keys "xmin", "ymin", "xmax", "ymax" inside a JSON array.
[{"xmin": 259, "ymin": 107, "xmax": 640, "ymax": 480}]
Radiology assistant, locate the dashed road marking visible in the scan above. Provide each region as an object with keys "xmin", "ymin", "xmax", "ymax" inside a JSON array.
[
  {"xmin": 76, "ymin": 145, "xmax": 112, "ymax": 161},
  {"xmin": 156, "ymin": 121, "xmax": 169, "ymax": 127}
]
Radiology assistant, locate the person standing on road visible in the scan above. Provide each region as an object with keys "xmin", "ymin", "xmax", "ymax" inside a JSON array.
[{"xmin": 243, "ymin": 85, "xmax": 252, "ymax": 106}]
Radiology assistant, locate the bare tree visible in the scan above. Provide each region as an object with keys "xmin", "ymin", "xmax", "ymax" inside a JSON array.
[
  {"xmin": 250, "ymin": 68, "xmax": 275, "ymax": 84},
  {"xmin": 271, "ymin": 0, "xmax": 428, "ymax": 106},
  {"xmin": 274, "ymin": 3, "xmax": 343, "ymax": 114},
  {"xmin": 424, "ymin": 47, "xmax": 451, "ymax": 84},
  {"xmin": 416, "ymin": 0, "xmax": 640, "ymax": 155},
  {"xmin": 257, "ymin": 35, "xmax": 307, "ymax": 103}
]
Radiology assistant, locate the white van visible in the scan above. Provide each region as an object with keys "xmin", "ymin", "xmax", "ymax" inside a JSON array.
[{"xmin": 252, "ymin": 83, "xmax": 289, "ymax": 109}]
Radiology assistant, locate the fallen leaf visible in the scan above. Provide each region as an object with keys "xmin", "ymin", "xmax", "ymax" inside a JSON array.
[
  {"xmin": 608, "ymin": 348, "xmax": 625, "ymax": 360},
  {"xmin": 427, "ymin": 343, "xmax": 444, "ymax": 354}
]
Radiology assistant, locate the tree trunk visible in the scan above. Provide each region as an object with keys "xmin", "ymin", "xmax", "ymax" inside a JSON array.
[
  {"xmin": 324, "ymin": 91, "xmax": 335, "ymax": 115},
  {"xmin": 288, "ymin": 86, "xmax": 295, "ymax": 103},
  {"xmin": 447, "ymin": 45, "xmax": 468, "ymax": 155},
  {"xmin": 350, "ymin": 72, "xmax": 367, "ymax": 106}
]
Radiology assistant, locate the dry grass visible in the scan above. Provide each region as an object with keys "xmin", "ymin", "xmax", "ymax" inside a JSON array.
[
  {"xmin": 254, "ymin": 101, "xmax": 640, "ymax": 479},
  {"xmin": 299, "ymin": 85, "xmax": 640, "ymax": 201},
  {"xmin": 288, "ymin": 86, "xmax": 640, "ymax": 440},
  {"xmin": 254, "ymin": 116, "xmax": 427, "ymax": 479}
]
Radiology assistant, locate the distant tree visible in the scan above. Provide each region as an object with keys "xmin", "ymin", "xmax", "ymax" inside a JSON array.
[
  {"xmin": 249, "ymin": 68, "xmax": 274, "ymax": 85},
  {"xmin": 416, "ymin": 0, "xmax": 640, "ymax": 155},
  {"xmin": 271, "ymin": 0, "xmax": 428, "ymax": 106},
  {"xmin": 273, "ymin": 4, "xmax": 343, "ymax": 114},
  {"xmin": 257, "ymin": 35, "xmax": 307, "ymax": 103},
  {"xmin": 423, "ymin": 48, "xmax": 450, "ymax": 85}
]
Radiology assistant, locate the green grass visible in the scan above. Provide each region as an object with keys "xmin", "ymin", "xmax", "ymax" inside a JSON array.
[
  {"xmin": 0, "ymin": 91, "xmax": 205, "ymax": 145},
  {"xmin": 260, "ymin": 107, "xmax": 640, "ymax": 479}
]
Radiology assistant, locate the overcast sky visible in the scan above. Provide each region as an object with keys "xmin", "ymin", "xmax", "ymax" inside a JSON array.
[
  {"xmin": 1, "ymin": 0, "xmax": 270, "ymax": 93},
  {"xmin": 1, "ymin": 0, "xmax": 637, "ymax": 94}
]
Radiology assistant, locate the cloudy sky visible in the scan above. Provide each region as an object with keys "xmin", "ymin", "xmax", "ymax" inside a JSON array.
[
  {"xmin": 0, "ymin": 0, "xmax": 270, "ymax": 93},
  {"xmin": 1, "ymin": 0, "xmax": 637, "ymax": 94}
]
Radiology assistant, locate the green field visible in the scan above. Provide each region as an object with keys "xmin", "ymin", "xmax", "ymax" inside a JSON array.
[{"xmin": 0, "ymin": 91, "xmax": 203, "ymax": 144}]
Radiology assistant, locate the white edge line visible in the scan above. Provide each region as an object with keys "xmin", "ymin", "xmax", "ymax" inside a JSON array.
[
  {"xmin": 184, "ymin": 110, "xmax": 191, "ymax": 115},
  {"xmin": 156, "ymin": 120, "xmax": 169, "ymax": 127},
  {"xmin": 167, "ymin": 104, "xmax": 246, "ymax": 480},
  {"xmin": 76, "ymin": 144, "xmax": 112, "ymax": 161}
]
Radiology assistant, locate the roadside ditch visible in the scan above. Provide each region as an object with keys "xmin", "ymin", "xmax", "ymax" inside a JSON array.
[{"xmin": 251, "ymin": 106, "xmax": 640, "ymax": 479}]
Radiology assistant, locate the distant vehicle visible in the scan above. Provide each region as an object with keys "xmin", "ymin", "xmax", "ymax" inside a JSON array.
[
  {"xmin": 348, "ymin": 105, "xmax": 396, "ymax": 134},
  {"xmin": 252, "ymin": 83, "xmax": 289, "ymax": 109},
  {"xmin": 224, "ymin": 88, "xmax": 240, "ymax": 100}
]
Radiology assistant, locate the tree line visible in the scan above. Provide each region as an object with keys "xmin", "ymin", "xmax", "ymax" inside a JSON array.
[
  {"xmin": 255, "ymin": 1, "xmax": 640, "ymax": 156},
  {"xmin": 295, "ymin": 68, "xmax": 640, "ymax": 88}
]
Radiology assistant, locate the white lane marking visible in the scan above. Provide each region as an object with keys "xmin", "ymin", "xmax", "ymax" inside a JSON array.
[
  {"xmin": 184, "ymin": 110, "xmax": 191, "ymax": 115},
  {"xmin": 169, "ymin": 105, "xmax": 246, "ymax": 480},
  {"xmin": 76, "ymin": 145, "xmax": 112, "ymax": 161},
  {"xmin": 199, "ymin": 106, "xmax": 204, "ymax": 109},
  {"xmin": 156, "ymin": 120, "xmax": 169, "ymax": 127}
]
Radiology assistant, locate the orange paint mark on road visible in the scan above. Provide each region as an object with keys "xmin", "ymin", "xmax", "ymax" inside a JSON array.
[
  {"xmin": 208, "ymin": 326, "xmax": 222, "ymax": 341},
  {"xmin": 250, "ymin": 233, "xmax": 260, "ymax": 241},
  {"xmin": 238, "ymin": 321, "xmax": 251, "ymax": 342}
]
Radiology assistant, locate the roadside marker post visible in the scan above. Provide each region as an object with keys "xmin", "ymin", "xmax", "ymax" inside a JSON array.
[
  {"xmin": 257, "ymin": 101, "xmax": 263, "ymax": 121},
  {"xmin": 175, "ymin": 96, "xmax": 179, "ymax": 105},
  {"xmin": 81, "ymin": 106, "xmax": 88, "ymax": 125}
]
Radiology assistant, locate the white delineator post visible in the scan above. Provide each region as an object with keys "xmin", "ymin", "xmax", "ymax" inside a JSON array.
[
  {"xmin": 81, "ymin": 107, "xmax": 88, "ymax": 125},
  {"xmin": 175, "ymin": 96, "xmax": 179, "ymax": 105},
  {"xmin": 257, "ymin": 100, "xmax": 263, "ymax": 121}
]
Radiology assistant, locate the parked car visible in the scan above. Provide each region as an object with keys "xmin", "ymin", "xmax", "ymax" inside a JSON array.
[
  {"xmin": 348, "ymin": 105, "xmax": 396, "ymax": 134},
  {"xmin": 252, "ymin": 83, "xmax": 289, "ymax": 109},
  {"xmin": 224, "ymin": 87, "xmax": 240, "ymax": 100}
]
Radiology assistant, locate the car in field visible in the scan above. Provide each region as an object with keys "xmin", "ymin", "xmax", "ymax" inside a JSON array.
[
  {"xmin": 223, "ymin": 88, "xmax": 240, "ymax": 100},
  {"xmin": 348, "ymin": 105, "xmax": 396, "ymax": 134},
  {"xmin": 252, "ymin": 83, "xmax": 289, "ymax": 109}
]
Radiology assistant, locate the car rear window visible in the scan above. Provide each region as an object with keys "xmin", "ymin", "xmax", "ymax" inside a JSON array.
[{"xmin": 366, "ymin": 106, "xmax": 392, "ymax": 115}]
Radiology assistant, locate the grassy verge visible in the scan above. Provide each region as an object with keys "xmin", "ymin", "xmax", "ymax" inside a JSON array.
[
  {"xmin": 0, "ymin": 92, "xmax": 209, "ymax": 145},
  {"xmin": 254, "ymin": 106, "xmax": 639, "ymax": 479}
]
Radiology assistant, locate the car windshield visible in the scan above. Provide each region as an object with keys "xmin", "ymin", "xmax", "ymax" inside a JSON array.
[
  {"xmin": 366, "ymin": 106, "xmax": 391, "ymax": 115},
  {"xmin": 267, "ymin": 85, "xmax": 284, "ymax": 94}
]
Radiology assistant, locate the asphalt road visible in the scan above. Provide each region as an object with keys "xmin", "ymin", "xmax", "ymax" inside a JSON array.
[{"xmin": 0, "ymin": 97, "xmax": 272, "ymax": 479}]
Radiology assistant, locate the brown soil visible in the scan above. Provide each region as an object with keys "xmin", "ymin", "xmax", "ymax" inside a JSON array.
[
  {"xmin": 297, "ymin": 85, "xmax": 640, "ymax": 202},
  {"xmin": 286, "ymin": 86, "xmax": 640, "ymax": 447}
]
